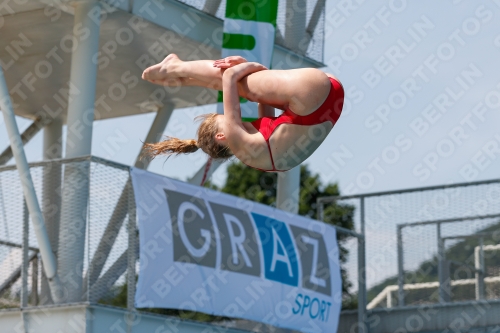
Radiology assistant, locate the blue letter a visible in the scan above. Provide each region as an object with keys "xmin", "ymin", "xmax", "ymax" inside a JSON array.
[{"xmin": 252, "ymin": 213, "xmax": 298, "ymax": 287}]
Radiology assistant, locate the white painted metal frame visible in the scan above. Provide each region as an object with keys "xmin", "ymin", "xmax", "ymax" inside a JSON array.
[{"xmin": 0, "ymin": 65, "xmax": 64, "ymax": 303}]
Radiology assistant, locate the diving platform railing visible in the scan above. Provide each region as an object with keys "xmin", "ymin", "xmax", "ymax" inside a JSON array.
[{"xmin": 0, "ymin": 156, "xmax": 137, "ymax": 309}]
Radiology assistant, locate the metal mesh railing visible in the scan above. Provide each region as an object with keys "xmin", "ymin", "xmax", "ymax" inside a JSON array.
[
  {"xmin": 316, "ymin": 201, "xmax": 365, "ymax": 331},
  {"xmin": 0, "ymin": 168, "xmax": 38, "ymax": 309},
  {"xmin": 339, "ymin": 235, "xmax": 359, "ymax": 308},
  {"xmin": 85, "ymin": 158, "xmax": 134, "ymax": 305},
  {"xmin": 175, "ymin": 0, "xmax": 325, "ymax": 63},
  {"xmin": 395, "ymin": 217, "xmax": 500, "ymax": 307},
  {"xmin": 318, "ymin": 179, "xmax": 500, "ymax": 310},
  {"xmin": 0, "ymin": 157, "xmax": 137, "ymax": 309}
]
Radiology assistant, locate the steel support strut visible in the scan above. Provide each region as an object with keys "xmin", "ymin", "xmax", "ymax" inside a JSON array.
[{"xmin": 0, "ymin": 65, "xmax": 64, "ymax": 303}]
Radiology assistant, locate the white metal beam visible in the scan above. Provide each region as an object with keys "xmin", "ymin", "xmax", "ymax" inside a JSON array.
[
  {"xmin": 134, "ymin": 103, "xmax": 174, "ymax": 169},
  {"xmin": 0, "ymin": 64, "xmax": 64, "ymax": 303},
  {"xmin": 0, "ymin": 116, "xmax": 47, "ymax": 165}
]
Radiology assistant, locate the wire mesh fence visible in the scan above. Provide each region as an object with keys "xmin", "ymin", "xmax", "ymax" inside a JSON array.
[
  {"xmin": 318, "ymin": 180, "xmax": 500, "ymax": 311},
  {"xmin": 397, "ymin": 217, "xmax": 500, "ymax": 306},
  {"xmin": 316, "ymin": 197, "xmax": 361, "ymax": 310},
  {"xmin": 175, "ymin": 0, "xmax": 325, "ymax": 63},
  {"xmin": 338, "ymin": 235, "xmax": 359, "ymax": 309},
  {"xmin": 85, "ymin": 158, "xmax": 134, "ymax": 306},
  {"xmin": 0, "ymin": 167, "xmax": 39, "ymax": 309},
  {"xmin": 2, "ymin": 154, "xmax": 499, "ymax": 323},
  {"xmin": 0, "ymin": 157, "xmax": 136, "ymax": 309}
]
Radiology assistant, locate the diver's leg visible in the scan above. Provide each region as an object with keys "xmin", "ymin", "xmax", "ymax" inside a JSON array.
[
  {"xmin": 142, "ymin": 54, "xmax": 224, "ymax": 90},
  {"xmin": 142, "ymin": 55, "xmax": 256, "ymax": 99},
  {"xmin": 142, "ymin": 55, "xmax": 332, "ymax": 115},
  {"xmin": 233, "ymin": 68, "xmax": 332, "ymax": 115}
]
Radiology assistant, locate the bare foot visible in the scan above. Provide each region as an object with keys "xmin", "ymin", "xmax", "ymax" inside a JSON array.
[{"xmin": 142, "ymin": 54, "xmax": 182, "ymax": 82}]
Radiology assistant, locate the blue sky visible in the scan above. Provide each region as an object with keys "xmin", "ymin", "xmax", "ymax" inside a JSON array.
[
  {"xmin": 316, "ymin": 0, "xmax": 500, "ymax": 195},
  {"xmin": 1, "ymin": 0, "xmax": 500, "ymax": 196}
]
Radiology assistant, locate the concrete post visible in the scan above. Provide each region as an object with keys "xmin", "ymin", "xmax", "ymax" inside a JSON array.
[
  {"xmin": 40, "ymin": 117, "xmax": 62, "ymax": 305},
  {"xmin": 275, "ymin": 61, "xmax": 300, "ymax": 211},
  {"xmin": 63, "ymin": 1, "xmax": 100, "ymax": 159},
  {"xmin": 43, "ymin": 118, "xmax": 63, "ymax": 160},
  {"xmin": 57, "ymin": 1, "xmax": 100, "ymax": 303},
  {"xmin": 276, "ymin": 166, "xmax": 300, "ymax": 214}
]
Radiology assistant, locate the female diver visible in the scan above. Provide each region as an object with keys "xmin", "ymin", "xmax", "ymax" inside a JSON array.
[{"xmin": 141, "ymin": 54, "xmax": 344, "ymax": 172}]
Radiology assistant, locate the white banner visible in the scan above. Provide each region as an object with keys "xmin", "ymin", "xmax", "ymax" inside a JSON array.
[{"xmin": 131, "ymin": 168, "xmax": 342, "ymax": 333}]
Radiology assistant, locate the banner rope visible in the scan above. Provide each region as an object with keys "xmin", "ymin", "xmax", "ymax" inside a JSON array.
[{"xmin": 200, "ymin": 157, "xmax": 212, "ymax": 186}]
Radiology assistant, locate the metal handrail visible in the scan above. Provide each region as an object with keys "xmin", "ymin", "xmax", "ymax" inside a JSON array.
[
  {"xmin": 0, "ymin": 239, "xmax": 39, "ymax": 252},
  {"xmin": 0, "ymin": 155, "xmax": 133, "ymax": 173},
  {"xmin": 317, "ymin": 178, "xmax": 500, "ymax": 202}
]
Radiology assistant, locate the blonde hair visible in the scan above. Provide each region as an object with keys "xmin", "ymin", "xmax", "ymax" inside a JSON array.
[{"xmin": 143, "ymin": 113, "xmax": 233, "ymax": 160}]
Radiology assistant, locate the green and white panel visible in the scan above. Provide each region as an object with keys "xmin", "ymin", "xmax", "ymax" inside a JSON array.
[{"xmin": 217, "ymin": 0, "xmax": 278, "ymax": 121}]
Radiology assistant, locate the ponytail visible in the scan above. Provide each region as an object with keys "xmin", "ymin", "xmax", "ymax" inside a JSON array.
[
  {"xmin": 143, "ymin": 137, "xmax": 199, "ymax": 159},
  {"xmin": 143, "ymin": 113, "xmax": 233, "ymax": 161}
]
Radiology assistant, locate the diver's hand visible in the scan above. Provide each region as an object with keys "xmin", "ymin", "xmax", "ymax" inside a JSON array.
[
  {"xmin": 222, "ymin": 62, "xmax": 268, "ymax": 82},
  {"xmin": 213, "ymin": 56, "xmax": 248, "ymax": 69}
]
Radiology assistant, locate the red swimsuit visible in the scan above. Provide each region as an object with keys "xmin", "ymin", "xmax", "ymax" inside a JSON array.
[{"xmin": 245, "ymin": 77, "xmax": 344, "ymax": 172}]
